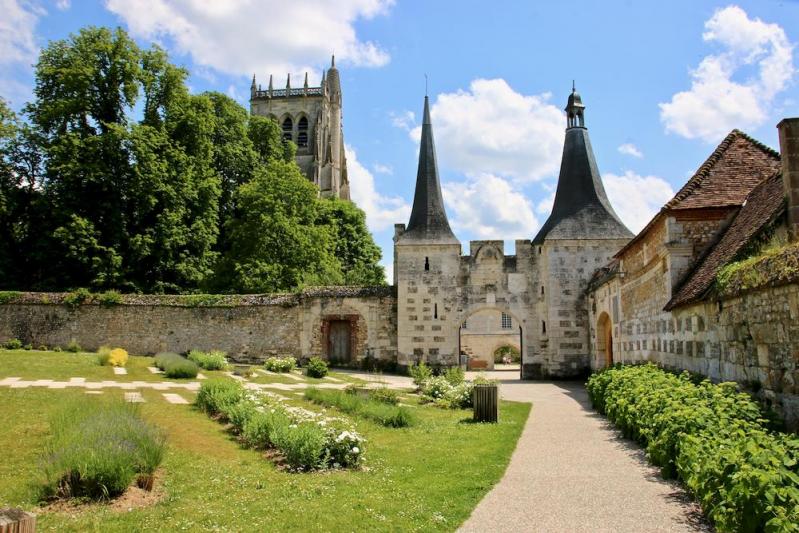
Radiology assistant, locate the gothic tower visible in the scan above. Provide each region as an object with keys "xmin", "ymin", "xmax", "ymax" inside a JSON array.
[
  {"xmin": 394, "ymin": 96, "xmax": 461, "ymax": 368},
  {"xmin": 528, "ymin": 86, "xmax": 632, "ymax": 378},
  {"xmin": 249, "ymin": 56, "xmax": 349, "ymax": 200}
]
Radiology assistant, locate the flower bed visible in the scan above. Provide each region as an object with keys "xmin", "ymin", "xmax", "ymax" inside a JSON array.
[
  {"xmin": 196, "ymin": 379, "xmax": 365, "ymax": 471},
  {"xmin": 304, "ymin": 387, "xmax": 413, "ymax": 428},
  {"xmin": 587, "ymin": 364, "xmax": 799, "ymax": 533},
  {"xmin": 263, "ymin": 356, "xmax": 296, "ymax": 373},
  {"xmin": 188, "ymin": 350, "xmax": 229, "ymax": 370},
  {"xmin": 410, "ymin": 364, "xmax": 496, "ymax": 409}
]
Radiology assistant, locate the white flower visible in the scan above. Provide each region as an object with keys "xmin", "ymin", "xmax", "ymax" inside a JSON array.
[{"xmin": 352, "ymin": 447, "xmax": 360, "ymax": 454}]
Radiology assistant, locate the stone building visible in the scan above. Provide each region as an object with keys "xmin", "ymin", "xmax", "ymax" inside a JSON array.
[{"xmin": 249, "ymin": 56, "xmax": 349, "ymax": 199}]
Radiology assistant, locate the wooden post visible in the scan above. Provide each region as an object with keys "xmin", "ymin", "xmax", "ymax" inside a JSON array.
[
  {"xmin": 473, "ymin": 383, "xmax": 498, "ymax": 423},
  {"xmin": 0, "ymin": 509, "xmax": 36, "ymax": 533}
]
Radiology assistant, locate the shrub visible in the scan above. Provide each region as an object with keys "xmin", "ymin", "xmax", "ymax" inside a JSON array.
[
  {"xmin": 263, "ymin": 356, "xmax": 297, "ymax": 373},
  {"xmin": 97, "ymin": 346, "xmax": 128, "ymax": 367},
  {"xmin": 63, "ymin": 288, "xmax": 92, "ymax": 309},
  {"xmin": 3, "ymin": 338, "xmax": 23, "ymax": 350},
  {"xmin": 41, "ymin": 399, "xmax": 165, "ymax": 500},
  {"xmin": 195, "ymin": 379, "xmax": 245, "ymax": 416},
  {"xmin": 493, "ymin": 345, "xmax": 520, "ymax": 364},
  {"xmin": 53, "ymin": 346, "xmax": 62, "ymax": 352},
  {"xmin": 65, "ymin": 339, "xmax": 81, "ymax": 353},
  {"xmin": 97, "ymin": 290, "xmax": 122, "ymax": 307},
  {"xmin": 408, "ymin": 362, "xmax": 432, "ymax": 389},
  {"xmin": 270, "ymin": 421, "xmax": 328, "ymax": 471},
  {"xmin": 304, "ymin": 387, "xmax": 414, "ymax": 428},
  {"xmin": 23, "ymin": 343, "xmax": 32, "ymax": 351},
  {"xmin": 419, "ymin": 376, "xmax": 475, "ymax": 409},
  {"xmin": 444, "ymin": 367, "xmax": 465, "ymax": 385},
  {"xmin": 37, "ymin": 345, "xmax": 48, "ymax": 351},
  {"xmin": 242, "ymin": 408, "xmax": 291, "ymax": 449},
  {"xmin": 305, "ymin": 357, "xmax": 328, "ymax": 378},
  {"xmin": 587, "ymin": 364, "xmax": 799, "ymax": 532},
  {"xmin": 0, "ymin": 291, "xmax": 21, "ymax": 304},
  {"xmin": 221, "ymin": 399, "xmax": 257, "ymax": 433},
  {"xmin": 187, "ymin": 350, "xmax": 229, "ymax": 370},
  {"xmin": 154, "ymin": 352, "xmax": 198, "ymax": 378},
  {"xmin": 369, "ymin": 386, "xmax": 400, "ymax": 405}
]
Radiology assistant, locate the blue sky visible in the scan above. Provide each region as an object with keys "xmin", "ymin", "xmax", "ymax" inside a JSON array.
[{"xmin": 2, "ymin": 1, "xmax": 798, "ymax": 280}]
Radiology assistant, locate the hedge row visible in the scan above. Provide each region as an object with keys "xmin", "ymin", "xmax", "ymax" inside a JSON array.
[{"xmin": 587, "ymin": 364, "xmax": 799, "ymax": 532}]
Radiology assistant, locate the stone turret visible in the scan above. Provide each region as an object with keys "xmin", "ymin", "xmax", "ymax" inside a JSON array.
[{"xmin": 533, "ymin": 86, "xmax": 632, "ymax": 244}]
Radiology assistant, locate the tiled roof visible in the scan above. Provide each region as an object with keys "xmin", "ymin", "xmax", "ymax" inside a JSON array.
[
  {"xmin": 615, "ymin": 130, "xmax": 780, "ymax": 258},
  {"xmin": 665, "ymin": 170, "xmax": 786, "ymax": 310}
]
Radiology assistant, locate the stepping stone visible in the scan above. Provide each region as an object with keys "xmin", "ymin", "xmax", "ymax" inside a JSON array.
[
  {"xmin": 48, "ymin": 382, "xmax": 67, "ymax": 389},
  {"xmin": 124, "ymin": 392, "xmax": 145, "ymax": 403},
  {"xmin": 162, "ymin": 393, "xmax": 188, "ymax": 404},
  {"xmin": 196, "ymin": 373, "xmax": 207, "ymax": 380},
  {"xmin": 85, "ymin": 390, "xmax": 103, "ymax": 395},
  {"xmin": 31, "ymin": 380, "xmax": 54, "ymax": 387},
  {"xmin": 10, "ymin": 381, "xmax": 31, "ymax": 388},
  {"xmin": 69, "ymin": 377, "xmax": 86, "ymax": 383},
  {"xmin": 0, "ymin": 377, "xmax": 22, "ymax": 386},
  {"xmin": 113, "ymin": 367, "xmax": 127, "ymax": 375},
  {"xmin": 147, "ymin": 366, "xmax": 163, "ymax": 374}
]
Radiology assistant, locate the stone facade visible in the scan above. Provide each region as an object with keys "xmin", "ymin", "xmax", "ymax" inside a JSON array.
[
  {"xmin": 0, "ymin": 290, "xmax": 396, "ymax": 366},
  {"xmin": 249, "ymin": 57, "xmax": 349, "ymax": 199},
  {"xmin": 460, "ymin": 308, "xmax": 521, "ymax": 370}
]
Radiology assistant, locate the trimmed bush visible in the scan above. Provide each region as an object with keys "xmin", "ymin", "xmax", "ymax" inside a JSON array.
[
  {"xmin": 98, "ymin": 346, "xmax": 128, "ymax": 367},
  {"xmin": 3, "ymin": 338, "xmax": 23, "ymax": 350},
  {"xmin": 270, "ymin": 422, "xmax": 328, "ymax": 471},
  {"xmin": 195, "ymin": 379, "xmax": 246, "ymax": 416},
  {"xmin": 65, "ymin": 339, "xmax": 81, "ymax": 353},
  {"xmin": 263, "ymin": 356, "xmax": 297, "ymax": 373},
  {"xmin": 154, "ymin": 352, "xmax": 199, "ymax": 378},
  {"xmin": 587, "ymin": 364, "xmax": 799, "ymax": 533},
  {"xmin": 187, "ymin": 350, "xmax": 229, "ymax": 370},
  {"xmin": 444, "ymin": 367, "xmax": 465, "ymax": 385},
  {"xmin": 41, "ymin": 398, "xmax": 165, "ymax": 500},
  {"xmin": 305, "ymin": 387, "xmax": 413, "ymax": 428},
  {"xmin": 408, "ymin": 362, "xmax": 432, "ymax": 389},
  {"xmin": 242, "ymin": 409, "xmax": 291, "ymax": 449},
  {"xmin": 368, "ymin": 386, "xmax": 400, "ymax": 405},
  {"xmin": 305, "ymin": 357, "xmax": 328, "ymax": 378}
]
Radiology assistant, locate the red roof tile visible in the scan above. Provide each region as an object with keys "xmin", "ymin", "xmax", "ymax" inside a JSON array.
[{"xmin": 665, "ymin": 170, "xmax": 786, "ymax": 310}]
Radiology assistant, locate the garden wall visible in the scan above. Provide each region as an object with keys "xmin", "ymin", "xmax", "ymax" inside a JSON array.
[{"xmin": 0, "ymin": 288, "xmax": 397, "ymax": 365}]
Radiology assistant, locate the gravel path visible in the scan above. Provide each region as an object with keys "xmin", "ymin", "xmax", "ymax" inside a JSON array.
[{"xmin": 459, "ymin": 377, "xmax": 710, "ymax": 533}]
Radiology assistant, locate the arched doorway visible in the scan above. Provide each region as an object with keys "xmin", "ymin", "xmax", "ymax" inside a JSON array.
[
  {"xmin": 596, "ymin": 312, "xmax": 613, "ymax": 368},
  {"xmin": 458, "ymin": 307, "xmax": 523, "ymax": 377}
]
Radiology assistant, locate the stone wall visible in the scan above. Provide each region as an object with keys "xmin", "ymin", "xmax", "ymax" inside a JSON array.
[{"xmin": 0, "ymin": 289, "xmax": 397, "ymax": 366}]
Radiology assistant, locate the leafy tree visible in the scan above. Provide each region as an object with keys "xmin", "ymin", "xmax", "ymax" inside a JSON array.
[
  {"xmin": 317, "ymin": 198, "xmax": 385, "ymax": 285},
  {"xmin": 213, "ymin": 160, "xmax": 342, "ymax": 293}
]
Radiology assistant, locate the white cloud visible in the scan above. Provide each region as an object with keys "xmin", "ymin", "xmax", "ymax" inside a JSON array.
[
  {"xmin": 659, "ymin": 5, "xmax": 795, "ymax": 142},
  {"xmin": 442, "ymin": 174, "xmax": 538, "ymax": 239},
  {"xmin": 104, "ymin": 0, "xmax": 393, "ymax": 78},
  {"xmin": 0, "ymin": 0, "xmax": 41, "ymax": 65},
  {"xmin": 602, "ymin": 171, "xmax": 675, "ymax": 233},
  {"xmin": 381, "ymin": 261, "xmax": 393, "ymax": 284},
  {"xmin": 346, "ymin": 144, "xmax": 410, "ymax": 232},
  {"xmin": 618, "ymin": 143, "xmax": 643, "ymax": 158},
  {"xmin": 372, "ymin": 163, "xmax": 392, "ymax": 175},
  {"xmin": 389, "ymin": 110, "xmax": 415, "ymax": 131},
  {"xmin": 409, "ymin": 79, "xmax": 564, "ymax": 182},
  {"xmin": 55, "ymin": 0, "xmax": 70, "ymax": 9}
]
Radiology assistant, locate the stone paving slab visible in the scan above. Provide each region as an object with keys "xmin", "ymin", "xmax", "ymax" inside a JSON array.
[
  {"xmin": 147, "ymin": 367, "xmax": 163, "ymax": 374},
  {"xmin": 124, "ymin": 392, "xmax": 144, "ymax": 403},
  {"xmin": 162, "ymin": 393, "xmax": 189, "ymax": 404},
  {"xmin": 113, "ymin": 367, "xmax": 127, "ymax": 375},
  {"xmin": 458, "ymin": 378, "xmax": 710, "ymax": 533}
]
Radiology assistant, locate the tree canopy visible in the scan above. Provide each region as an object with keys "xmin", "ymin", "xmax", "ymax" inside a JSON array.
[{"xmin": 0, "ymin": 26, "xmax": 385, "ymax": 293}]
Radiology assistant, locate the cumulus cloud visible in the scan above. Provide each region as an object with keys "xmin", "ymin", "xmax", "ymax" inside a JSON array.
[
  {"xmin": 602, "ymin": 171, "xmax": 675, "ymax": 233},
  {"xmin": 0, "ymin": 0, "xmax": 41, "ymax": 65},
  {"xmin": 618, "ymin": 143, "xmax": 643, "ymax": 158},
  {"xmin": 659, "ymin": 5, "xmax": 795, "ymax": 143},
  {"xmin": 105, "ymin": 0, "xmax": 393, "ymax": 78},
  {"xmin": 346, "ymin": 144, "xmax": 410, "ymax": 232},
  {"xmin": 372, "ymin": 163, "xmax": 392, "ymax": 175},
  {"xmin": 55, "ymin": 0, "xmax": 70, "ymax": 9},
  {"xmin": 442, "ymin": 174, "xmax": 539, "ymax": 239},
  {"xmin": 389, "ymin": 110, "xmax": 415, "ymax": 131},
  {"xmin": 408, "ymin": 79, "xmax": 564, "ymax": 182}
]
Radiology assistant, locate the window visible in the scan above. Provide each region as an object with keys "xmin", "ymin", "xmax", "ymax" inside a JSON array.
[
  {"xmin": 542, "ymin": 320, "xmax": 547, "ymax": 334},
  {"xmin": 424, "ymin": 257, "xmax": 429, "ymax": 271},
  {"xmin": 282, "ymin": 117, "xmax": 293, "ymax": 142},
  {"xmin": 462, "ymin": 319, "xmax": 468, "ymax": 330},
  {"xmin": 501, "ymin": 312, "xmax": 512, "ymax": 329},
  {"xmin": 297, "ymin": 116, "xmax": 308, "ymax": 147},
  {"xmin": 434, "ymin": 303, "xmax": 438, "ymax": 319}
]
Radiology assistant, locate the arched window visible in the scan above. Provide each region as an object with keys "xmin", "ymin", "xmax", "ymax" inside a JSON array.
[
  {"xmin": 297, "ymin": 116, "xmax": 308, "ymax": 147},
  {"xmin": 282, "ymin": 117, "xmax": 293, "ymax": 142}
]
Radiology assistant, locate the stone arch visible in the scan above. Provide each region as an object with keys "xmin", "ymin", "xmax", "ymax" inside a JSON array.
[
  {"xmin": 458, "ymin": 306, "xmax": 524, "ymax": 372},
  {"xmin": 296, "ymin": 113, "xmax": 310, "ymax": 148},
  {"xmin": 280, "ymin": 114, "xmax": 294, "ymax": 142},
  {"xmin": 315, "ymin": 305, "xmax": 367, "ymax": 366},
  {"xmin": 596, "ymin": 311, "xmax": 613, "ymax": 368}
]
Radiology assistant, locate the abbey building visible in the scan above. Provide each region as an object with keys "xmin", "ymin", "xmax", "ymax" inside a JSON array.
[{"xmin": 249, "ymin": 56, "xmax": 349, "ymax": 200}]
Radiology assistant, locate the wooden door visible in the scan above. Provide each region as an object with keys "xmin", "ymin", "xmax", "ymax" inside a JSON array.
[{"xmin": 329, "ymin": 320, "xmax": 351, "ymax": 364}]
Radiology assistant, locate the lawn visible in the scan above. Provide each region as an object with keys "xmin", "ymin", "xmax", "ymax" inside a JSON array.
[{"xmin": 0, "ymin": 366, "xmax": 530, "ymax": 532}]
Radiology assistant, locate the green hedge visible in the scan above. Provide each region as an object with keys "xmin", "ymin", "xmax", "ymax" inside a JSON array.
[
  {"xmin": 587, "ymin": 364, "xmax": 799, "ymax": 532},
  {"xmin": 154, "ymin": 352, "xmax": 199, "ymax": 379}
]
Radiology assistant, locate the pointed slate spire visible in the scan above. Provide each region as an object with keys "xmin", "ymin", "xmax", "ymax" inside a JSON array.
[
  {"xmin": 286, "ymin": 73, "xmax": 291, "ymax": 90},
  {"xmin": 400, "ymin": 96, "xmax": 458, "ymax": 244},
  {"xmin": 268, "ymin": 74, "xmax": 273, "ymax": 97},
  {"xmin": 533, "ymin": 86, "xmax": 631, "ymax": 243}
]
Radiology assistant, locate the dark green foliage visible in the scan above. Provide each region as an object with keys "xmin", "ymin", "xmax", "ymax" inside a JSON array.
[
  {"xmin": 97, "ymin": 290, "xmax": 122, "ymax": 307},
  {"xmin": 3, "ymin": 338, "xmax": 23, "ymax": 349},
  {"xmin": 493, "ymin": 345, "xmax": 521, "ymax": 363},
  {"xmin": 444, "ymin": 367, "xmax": 465, "ymax": 385},
  {"xmin": 41, "ymin": 398, "xmax": 165, "ymax": 500},
  {"xmin": 153, "ymin": 352, "xmax": 197, "ymax": 378},
  {"xmin": 305, "ymin": 387, "xmax": 414, "ymax": 428},
  {"xmin": 187, "ymin": 350, "xmax": 228, "ymax": 370},
  {"xmin": 241, "ymin": 409, "xmax": 291, "ymax": 449},
  {"xmin": 270, "ymin": 422, "xmax": 328, "ymax": 470},
  {"xmin": 305, "ymin": 357, "xmax": 329, "ymax": 378},
  {"xmin": 195, "ymin": 379, "xmax": 245, "ymax": 416},
  {"xmin": 63, "ymin": 288, "xmax": 92, "ymax": 309},
  {"xmin": 0, "ymin": 291, "xmax": 21, "ymax": 304},
  {"xmin": 65, "ymin": 339, "xmax": 81, "ymax": 353},
  {"xmin": 408, "ymin": 362, "xmax": 432, "ymax": 389},
  {"xmin": 587, "ymin": 364, "xmax": 799, "ymax": 532},
  {"xmin": 367, "ymin": 387, "xmax": 400, "ymax": 405}
]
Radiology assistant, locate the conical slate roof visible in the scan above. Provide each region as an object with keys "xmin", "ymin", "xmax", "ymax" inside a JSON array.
[
  {"xmin": 399, "ymin": 96, "xmax": 459, "ymax": 244},
  {"xmin": 533, "ymin": 89, "xmax": 632, "ymax": 244}
]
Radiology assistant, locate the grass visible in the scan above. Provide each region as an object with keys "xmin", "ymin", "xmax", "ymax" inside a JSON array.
[
  {"xmin": 0, "ymin": 350, "xmax": 181, "ymax": 382},
  {"xmin": 0, "ymin": 385, "xmax": 529, "ymax": 531},
  {"xmin": 305, "ymin": 387, "xmax": 414, "ymax": 427}
]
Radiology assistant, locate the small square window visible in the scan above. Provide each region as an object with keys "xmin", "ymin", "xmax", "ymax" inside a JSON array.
[{"xmin": 501, "ymin": 313, "xmax": 512, "ymax": 329}]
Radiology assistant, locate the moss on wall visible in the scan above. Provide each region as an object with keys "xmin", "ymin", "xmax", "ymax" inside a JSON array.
[{"xmin": 716, "ymin": 242, "xmax": 799, "ymax": 297}]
